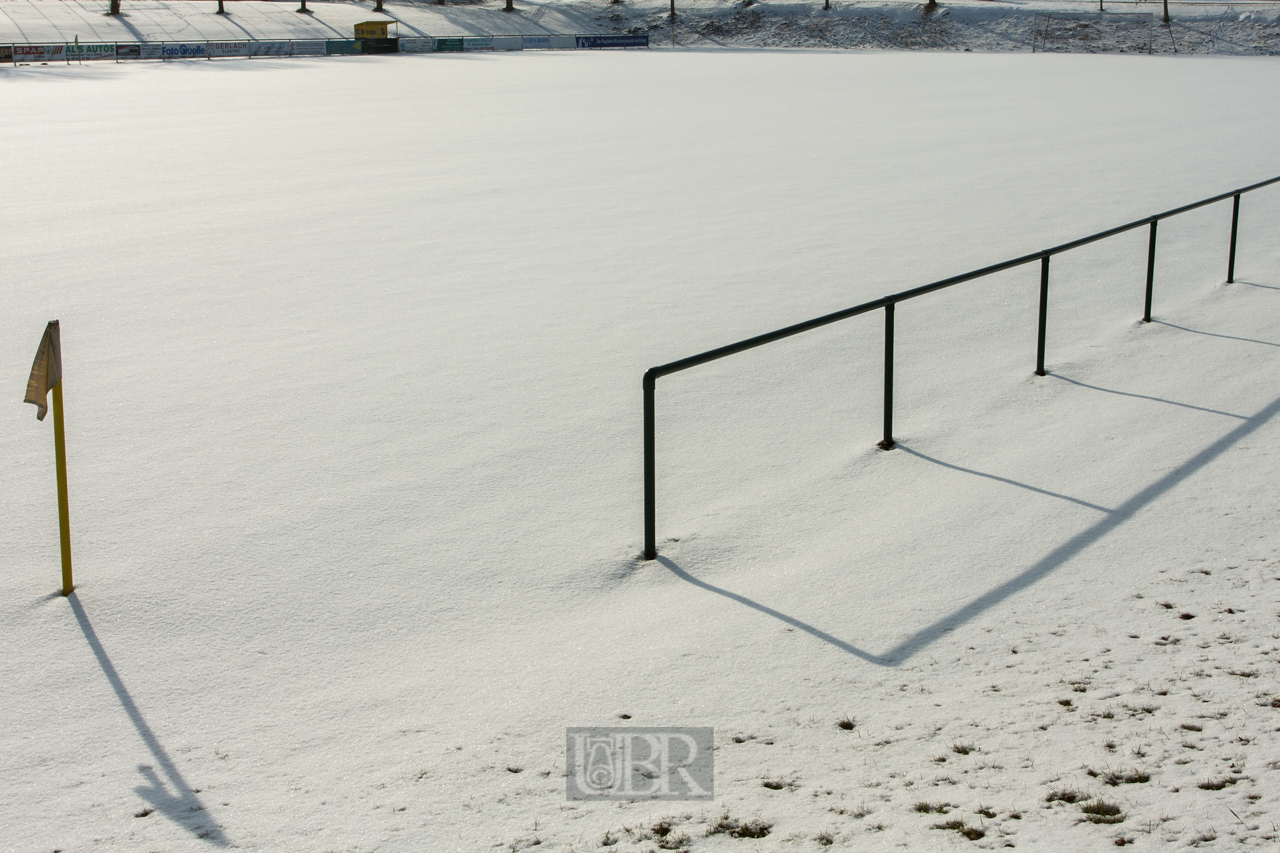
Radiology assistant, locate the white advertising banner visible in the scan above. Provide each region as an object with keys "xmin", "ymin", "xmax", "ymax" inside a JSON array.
[
  {"xmin": 462, "ymin": 37, "xmax": 493, "ymax": 51},
  {"xmin": 207, "ymin": 41, "xmax": 250, "ymax": 57},
  {"xmin": 14, "ymin": 44, "xmax": 67, "ymax": 62},
  {"xmin": 160, "ymin": 42, "xmax": 208, "ymax": 59},
  {"xmin": 70, "ymin": 42, "xmax": 117, "ymax": 60},
  {"xmin": 14, "ymin": 43, "xmax": 116, "ymax": 61},
  {"xmin": 290, "ymin": 40, "xmax": 326, "ymax": 56},
  {"xmin": 247, "ymin": 41, "xmax": 292, "ymax": 56},
  {"xmin": 547, "ymin": 35, "xmax": 577, "ymax": 49},
  {"xmin": 399, "ymin": 38, "xmax": 431, "ymax": 53},
  {"xmin": 521, "ymin": 35, "xmax": 550, "ymax": 50},
  {"xmin": 490, "ymin": 36, "xmax": 522, "ymax": 51}
]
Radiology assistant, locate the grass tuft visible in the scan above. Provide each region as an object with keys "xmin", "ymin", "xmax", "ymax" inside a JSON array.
[
  {"xmin": 707, "ymin": 812, "xmax": 771, "ymax": 839},
  {"xmin": 1197, "ymin": 777, "xmax": 1240, "ymax": 790},
  {"xmin": 931, "ymin": 819, "xmax": 985, "ymax": 840},
  {"xmin": 913, "ymin": 801, "xmax": 951, "ymax": 814},
  {"xmin": 1080, "ymin": 800, "xmax": 1125, "ymax": 824}
]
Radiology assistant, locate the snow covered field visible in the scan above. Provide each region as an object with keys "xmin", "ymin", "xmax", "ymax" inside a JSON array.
[{"xmin": 4, "ymin": 49, "xmax": 1280, "ymax": 850}]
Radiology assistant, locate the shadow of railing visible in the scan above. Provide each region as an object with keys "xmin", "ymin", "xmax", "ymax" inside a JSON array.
[
  {"xmin": 1048, "ymin": 374, "xmax": 1247, "ymax": 421},
  {"xmin": 67, "ymin": 594, "xmax": 228, "ymax": 845},
  {"xmin": 897, "ymin": 445, "xmax": 1112, "ymax": 513},
  {"xmin": 661, "ymin": 390, "xmax": 1280, "ymax": 667},
  {"xmin": 1153, "ymin": 320, "xmax": 1280, "ymax": 349}
]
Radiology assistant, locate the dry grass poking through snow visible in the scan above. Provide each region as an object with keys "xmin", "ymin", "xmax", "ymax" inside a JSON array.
[{"xmin": 537, "ymin": 555, "xmax": 1280, "ymax": 850}]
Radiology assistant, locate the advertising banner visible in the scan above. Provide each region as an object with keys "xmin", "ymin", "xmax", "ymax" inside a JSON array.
[
  {"xmin": 433, "ymin": 37, "xmax": 463, "ymax": 52},
  {"xmin": 207, "ymin": 41, "xmax": 250, "ymax": 57},
  {"xmin": 326, "ymin": 39, "xmax": 361, "ymax": 54},
  {"xmin": 160, "ymin": 42, "xmax": 208, "ymax": 59},
  {"xmin": 521, "ymin": 35, "xmax": 550, "ymax": 49},
  {"xmin": 15, "ymin": 44, "xmax": 67, "ymax": 62},
  {"xmin": 462, "ymin": 36, "xmax": 492, "ymax": 51},
  {"xmin": 547, "ymin": 35, "xmax": 577, "ymax": 49},
  {"xmin": 0, "ymin": 45, "xmax": 11, "ymax": 63},
  {"xmin": 576, "ymin": 35, "xmax": 648, "ymax": 48},
  {"xmin": 116, "ymin": 43, "xmax": 142, "ymax": 59},
  {"xmin": 64, "ymin": 42, "xmax": 117, "ymax": 60},
  {"xmin": 290, "ymin": 40, "xmax": 326, "ymax": 56},
  {"xmin": 398, "ymin": 38, "xmax": 430, "ymax": 53},
  {"xmin": 361, "ymin": 37, "xmax": 399, "ymax": 54},
  {"xmin": 490, "ymin": 36, "xmax": 522, "ymax": 50},
  {"xmin": 247, "ymin": 40, "xmax": 292, "ymax": 56}
]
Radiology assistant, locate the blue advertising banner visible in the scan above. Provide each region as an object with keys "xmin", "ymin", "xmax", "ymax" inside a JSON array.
[
  {"xmin": 326, "ymin": 39, "xmax": 361, "ymax": 55},
  {"xmin": 575, "ymin": 35, "xmax": 649, "ymax": 49}
]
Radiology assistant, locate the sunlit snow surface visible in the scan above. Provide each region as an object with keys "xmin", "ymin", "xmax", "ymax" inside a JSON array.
[{"xmin": 4, "ymin": 51, "xmax": 1280, "ymax": 849}]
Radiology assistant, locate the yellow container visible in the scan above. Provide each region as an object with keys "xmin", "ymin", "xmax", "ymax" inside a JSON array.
[{"xmin": 355, "ymin": 21, "xmax": 389, "ymax": 38}]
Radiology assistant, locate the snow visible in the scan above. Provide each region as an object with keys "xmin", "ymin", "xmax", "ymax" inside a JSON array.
[{"xmin": 4, "ymin": 46, "xmax": 1280, "ymax": 851}]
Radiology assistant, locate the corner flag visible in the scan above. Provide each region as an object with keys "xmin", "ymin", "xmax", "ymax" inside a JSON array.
[
  {"xmin": 24, "ymin": 320, "xmax": 62, "ymax": 421},
  {"xmin": 25, "ymin": 320, "xmax": 73, "ymax": 595}
]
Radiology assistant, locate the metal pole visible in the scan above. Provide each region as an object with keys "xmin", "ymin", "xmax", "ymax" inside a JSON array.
[
  {"xmin": 1227, "ymin": 193, "xmax": 1240, "ymax": 283},
  {"xmin": 1143, "ymin": 219, "xmax": 1157, "ymax": 323},
  {"xmin": 52, "ymin": 382, "xmax": 73, "ymax": 595},
  {"xmin": 1035, "ymin": 256, "xmax": 1050, "ymax": 376},
  {"xmin": 878, "ymin": 303, "xmax": 896, "ymax": 450},
  {"xmin": 643, "ymin": 373, "xmax": 657, "ymax": 560}
]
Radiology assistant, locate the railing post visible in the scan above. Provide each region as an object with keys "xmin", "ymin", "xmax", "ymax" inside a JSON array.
[
  {"xmin": 1227, "ymin": 193, "xmax": 1240, "ymax": 283},
  {"xmin": 1143, "ymin": 220, "xmax": 1157, "ymax": 323},
  {"xmin": 1035, "ymin": 255, "xmax": 1050, "ymax": 376},
  {"xmin": 878, "ymin": 303, "xmax": 896, "ymax": 450},
  {"xmin": 643, "ymin": 371, "xmax": 657, "ymax": 560}
]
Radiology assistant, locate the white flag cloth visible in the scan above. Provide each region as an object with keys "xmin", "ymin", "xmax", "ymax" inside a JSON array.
[{"xmin": 24, "ymin": 321, "xmax": 62, "ymax": 421}]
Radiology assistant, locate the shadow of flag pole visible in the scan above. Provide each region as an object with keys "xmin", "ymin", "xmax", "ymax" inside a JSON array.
[{"xmin": 24, "ymin": 320, "xmax": 73, "ymax": 596}]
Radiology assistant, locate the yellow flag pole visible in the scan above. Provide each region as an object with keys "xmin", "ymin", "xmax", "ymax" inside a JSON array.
[{"xmin": 51, "ymin": 381, "xmax": 73, "ymax": 595}]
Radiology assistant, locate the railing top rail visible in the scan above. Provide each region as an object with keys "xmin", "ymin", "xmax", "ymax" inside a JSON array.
[{"xmin": 645, "ymin": 174, "xmax": 1280, "ymax": 384}]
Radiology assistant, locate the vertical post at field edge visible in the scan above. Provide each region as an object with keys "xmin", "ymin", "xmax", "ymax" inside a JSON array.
[
  {"xmin": 644, "ymin": 371, "xmax": 657, "ymax": 561},
  {"xmin": 1227, "ymin": 193, "xmax": 1240, "ymax": 284},
  {"xmin": 1035, "ymin": 255, "xmax": 1050, "ymax": 376},
  {"xmin": 1144, "ymin": 219, "xmax": 1157, "ymax": 323},
  {"xmin": 878, "ymin": 303, "xmax": 896, "ymax": 450},
  {"xmin": 52, "ymin": 382, "xmax": 73, "ymax": 595}
]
